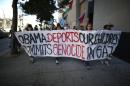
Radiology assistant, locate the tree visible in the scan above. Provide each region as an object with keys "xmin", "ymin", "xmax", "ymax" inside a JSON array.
[
  {"xmin": 58, "ymin": 0, "xmax": 70, "ymax": 8},
  {"xmin": 21, "ymin": 0, "xmax": 57, "ymax": 23},
  {"xmin": 11, "ymin": 0, "xmax": 18, "ymax": 54},
  {"xmin": 10, "ymin": 0, "xmax": 56, "ymax": 55}
]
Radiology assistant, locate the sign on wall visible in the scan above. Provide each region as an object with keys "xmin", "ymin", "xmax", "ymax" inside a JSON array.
[{"xmin": 15, "ymin": 30, "xmax": 121, "ymax": 61}]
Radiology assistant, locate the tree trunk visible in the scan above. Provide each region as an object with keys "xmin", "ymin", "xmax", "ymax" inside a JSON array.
[{"xmin": 11, "ymin": 0, "xmax": 18, "ymax": 54}]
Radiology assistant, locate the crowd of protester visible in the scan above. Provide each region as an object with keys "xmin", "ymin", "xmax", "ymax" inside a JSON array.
[
  {"xmin": 17, "ymin": 22, "xmax": 114, "ymax": 67},
  {"xmin": 21, "ymin": 22, "xmax": 113, "ymax": 31}
]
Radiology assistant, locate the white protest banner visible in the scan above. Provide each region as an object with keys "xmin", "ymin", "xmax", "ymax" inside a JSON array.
[{"xmin": 15, "ymin": 30, "xmax": 121, "ymax": 61}]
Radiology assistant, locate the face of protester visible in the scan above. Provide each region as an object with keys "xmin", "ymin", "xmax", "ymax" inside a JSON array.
[
  {"xmin": 87, "ymin": 24, "xmax": 92, "ymax": 30},
  {"xmin": 57, "ymin": 26, "xmax": 61, "ymax": 30},
  {"xmin": 106, "ymin": 26, "xmax": 111, "ymax": 30}
]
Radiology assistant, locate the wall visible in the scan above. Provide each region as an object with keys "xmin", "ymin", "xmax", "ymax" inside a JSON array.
[
  {"xmin": 66, "ymin": 0, "xmax": 77, "ymax": 28},
  {"xmin": 93, "ymin": 0, "xmax": 130, "ymax": 32},
  {"xmin": 80, "ymin": 0, "xmax": 88, "ymax": 27}
]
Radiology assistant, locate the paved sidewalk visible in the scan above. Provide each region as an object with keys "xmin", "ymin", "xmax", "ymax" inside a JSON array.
[{"xmin": 0, "ymin": 50, "xmax": 130, "ymax": 86}]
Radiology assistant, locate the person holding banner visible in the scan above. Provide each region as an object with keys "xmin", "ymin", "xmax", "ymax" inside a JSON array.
[
  {"xmin": 24, "ymin": 24, "xmax": 33, "ymax": 31},
  {"xmin": 51, "ymin": 24, "xmax": 56, "ymax": 30},
  {"xmin": 56, "ymin": 23, "xmax": 63, "ymax": 30},
  {"xmin": 103, "ymin": 24, "xmax": 114, "ymax": 30},
  {"xmin": 84, "ymin": 23, "xmax": 93, "ymax": 69},
  {"xmin": 34, "ymin": 25, "xmax": 38, "ymax": 31},
  {"xmin": 80, "ymin": 25, "xmax": 85, "ymax": 30},
  {"xmin": 64, "ymin": 24, "xmax": 70, "ymax": 30},
  {"xmin": 101, "ymin": 23, "xmax": 114, "ymax": 66},
  {"xmin": 24, "ymin": 24, "xmax": 34, "ymax": 63},
  {"xmin": 55, "ymin": 23, "xmax": 63, "ymax": 64},
  {"xmin": 73, "ymin": 26, "xmax": 77, "ymax": 30},
  {"xmin": 86, "ymin": 23, "xmax": 92, "ymax": 30}
]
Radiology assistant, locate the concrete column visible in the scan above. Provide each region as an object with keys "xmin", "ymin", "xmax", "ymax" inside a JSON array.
[
  {"xmin": 76, "ymin": 0, "xmax": 80, "ymax": 29},
  {"xmin": 88, "ymin": 0, "xmax": 95, "ymax": 28}
]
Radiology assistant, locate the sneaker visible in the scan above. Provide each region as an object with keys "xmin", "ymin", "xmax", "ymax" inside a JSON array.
[
  {"xmin": 85, "ymin": 62, "xmax": 91, "ymax": 70},
  {"xmin": 30, "ymin": 57, "xmax": 34, "ymax": 63},
  {"xmin": 56, "ymin": 60, "xmax": 59, "ymax": 64},
  {"xmin": 100, "ymin": 60, "xmax": 104, "ymax": 64},
  {"xmin": 105, "ymin": 60, "xmax": 110, "ymax": 66}
]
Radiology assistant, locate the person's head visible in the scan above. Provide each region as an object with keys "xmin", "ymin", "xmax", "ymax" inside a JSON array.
[
  {"xmin": 103, "ymin": 24, "xmax": 114, "ymax": 30},
  {"xmin": 80, "ymin": 25, "xmax": 84, "ymax": 30},
  {"xmin": 56, "ymin": 23, "xmax": 62, "ymax": 30},
  {"xmin": 52, "ymin": 24, "xmax": 55, "ymax": 28},
  {"xmin": 19, "ymin": 28, "xmax": 22, "ymax": 31},
  {"xmin": 73, "ymin": 26, "xmax": 76, "ymax": 29},
  {"xmin": 26, "ymin": 24, "xmax": 33, "ymax": 31},
  {"xmin": 65, "ymin": 24, "xmax": 68, "ymax": 27},
  {"xmin": 35, "ymin": 25, "xmax": 38, "ymax": 27},
  {"xmin": 86, "ymin": 23, "xmax": 92, "ymax": 30},
  {"xmin": 52, "ymin": 24, "xmax": 56, "ymax": 30}
]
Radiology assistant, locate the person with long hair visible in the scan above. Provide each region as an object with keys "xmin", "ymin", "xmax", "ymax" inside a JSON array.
[
  {"xmin": 23, "ymin": 24, "xmax": 34, "ymax": 63},
  {"xmin": 24, "ymin": 24, "xmax": 33, "ymax": 31},
  {"xmin": 55, "ymin": 23, "xmax": 62, "ymax": 64},
  {"xmin": 86, "ymin": 23, "xmax": 92, "ymax": 30},
  {"xmin": 56, "ymin": 23, "xmax": 62, "ymax": 30},
  {"xmin": 84, "ymin": 23, "xmax": 93, "ymax": 69}
]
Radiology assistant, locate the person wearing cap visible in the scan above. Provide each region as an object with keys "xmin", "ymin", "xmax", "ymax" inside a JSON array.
[{"xmin": 103, "ymin": 24, "xmax": 114, "ymax": 30}]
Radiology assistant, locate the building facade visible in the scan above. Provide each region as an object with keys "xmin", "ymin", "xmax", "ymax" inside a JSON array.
[
  {"xmin": 93, "ymin": 0, "xmax": 130, "ymax": 32},
  {"xmin": 60, "ymin": 0, "xmax": 130, "ymax": 32},
  {"xmin": 0, "ymin": 18, "xmax": 12, "ymax": 32}
]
